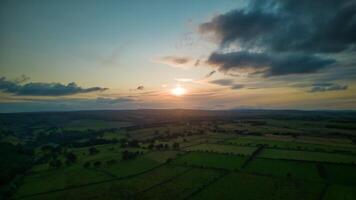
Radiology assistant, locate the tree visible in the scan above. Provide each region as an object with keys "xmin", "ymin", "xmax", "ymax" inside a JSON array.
[
  {"xmin": 122, "ymin": 150, "xmax": 138, "ymax": 160},
  {"xmin": 49, "ymin": 159, "xmax": 62, "ymax": 168},
  {"xmin": 120, "ymin": 138, "xmax": 128, "ymax": 147},
  {"xmin": 155, "ymin": 144, "xmax": 164, "ymax": 150},
  {"xmin": 89, "ymin": 147, "xmax": 99, "ymax": 155},
  {"xmin": 148, "ymin": 143, "xmax": 154, "ymax": 150},
  {"xmin": 93, "ymin": 161, "xmax": 102, "ymax": 167},
  {"xmin": 128, "ymin": 139, "xmax": 139, "ymax": 147},
  {"xmin": 173, "ymin": 142, "xmax": 180, "ymax": 150},
  {"xmin": 83, "ymin": 161, "xmax": 91, "ymax": 168},
  {"xmin": 65, "ymin": 152, "xmax": 77, "ymax": 164},
  {"xmin": 106, "ymin": 159, "xmax": 117, "ymax": 166}
]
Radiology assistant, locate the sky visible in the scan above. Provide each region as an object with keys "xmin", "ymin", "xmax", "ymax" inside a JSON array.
[{"xmin": 1, "ymin": 0, "xmax": 356, "ymax": 112}]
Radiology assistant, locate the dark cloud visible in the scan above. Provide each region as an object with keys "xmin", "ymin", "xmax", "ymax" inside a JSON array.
[
  {"xmin": 231, "ymin": 84, "xmax": 244, "ymax": 90},
  {"xmin": 201, "ymin": 0, "xmax": 356, "ymax": 54},
  {"xmin": 308, "ymin": 83, "xmax": 348, "ymax": 93},
  {"xmin": 204, "ymin": 70, "xmax": 216, "ymax": 78},
  {"xmin": 210, "ymin": 79, "xmax": 234, "ymax": 86},
  {"xmin": 96, "ymin": 97, "xmax": 134, "ymax": 104},
  {"xmin": 200, "ymin": 0, "xmax": 355, "ymax": 77},
  {"xmin": 208, "ymin": 51, "xmax": 335, "ymax": 76},
  {"xmin": 137, "ymin": 85, "xmax": 144, "ymax": 90},
  {"xmin": 200, "ymin": 9, "xmax": 280, "ymax": 48},
  {"xmin": 209, "ymin": 79, "xmax": 244, "ymax": 90},
  {"xmin": 0, "ymin": 77, "xmax": 107, "ymax": 96}
]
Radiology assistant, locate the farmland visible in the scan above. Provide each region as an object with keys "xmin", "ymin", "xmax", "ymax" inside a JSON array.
[{"xmin": 1, "ymin": 109, "xmax": 356, "ymax": 199}]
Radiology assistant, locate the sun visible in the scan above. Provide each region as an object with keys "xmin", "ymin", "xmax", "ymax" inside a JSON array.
[{"xmin": 171, "ymin": 86, "xmax": 186, "ymax": 96}]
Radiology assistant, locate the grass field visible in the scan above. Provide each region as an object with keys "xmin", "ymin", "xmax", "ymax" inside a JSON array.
[
  {"xmin": 143, "ymin": 151, "xmax": 180, "ymax": 163},
  {"xmin": 172, "ymin": 152, "xmax": 246, "ymax": 170},
  {"xmin": 227, "ymin": 136, "xmax": 356, "ymax": 153},
  {"xmin": 137, "ymin": 168, "xmax": 224, "ymax": 200},
  {"xmin": 323, "ymin": 163, "xmax": 356, "ymax": 184},
  {"xmin": 15, "ymin": 165, "xmax": 111, "ymax": 198},
  {"xmin": 3, "ymin": 111, "xmax": 356, "ymax": 200},
  {"xmin": 20, "ymin": 165, "xmax": 190, "ymax": 200},
  {"xmin": 189, "ymin": 173, "xmax": 324, "ymax": 200},
  {"xmin": 258, "ymin": 149, "xmax": 356, "ymax": 164},
  {"xmin": 324, "ymin": 185, "xmax": 356, "ymax": 200},
  {"xmin": 104, "ymin": 156, "xmax": 161, "ymax": 177},
  {"xmin": 185, "ymin": 143, "xmax": 257, "ymax": 156},
  {"xmin": 64, "ymin": 119, "xmax": 132, "ymax": 130},
  {"xmin": 244, "ymin": 158, "xmax": 322, "ymax": 181},
  {"xmin": 16, "ymin": 151, "xmax": 161, "ymax": 198}
]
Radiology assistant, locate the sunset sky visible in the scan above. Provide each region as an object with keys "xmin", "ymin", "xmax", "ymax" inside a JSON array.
[{"xmin": 1, "ymin": 0, "xmax": 356, "ymax": 112}]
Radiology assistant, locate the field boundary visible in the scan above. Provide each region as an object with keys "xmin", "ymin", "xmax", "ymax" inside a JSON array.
[
  {"xmin": 183, "ymin": 171, "xmax": 230, "ymax": 200},
  {"xmin": 16, "ymin": 163, "xmax": 167, "ymax": 199},
  {"xmin": 135, "ymin": 167, "xmax": 194, "ymax": 196},
  {"xmin": 225, "ymin": 141, "xmax": 356, "ymax": 155},
  {"xmin": 318, "ymin": 184, "xmax": 330, "ymax": 200},
  {"xmin": 241, "ymin": 145, "xmax": 265, "ymax": 169}
]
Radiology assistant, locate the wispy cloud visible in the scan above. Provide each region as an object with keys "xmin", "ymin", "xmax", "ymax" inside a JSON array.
[
  {"xmin": 209, "ymin": 79, "xmax": 244, "ymax": 90},
  {"xmin": 308, "ymin": 83, "xmax": 348, "ymax": 93},
  {"xmin": 155, "ymin": 55, "xmax": 199, "ymax": 69},
  {"xmin": 137, "ymin": 85, "xmax": 144, "ymax": 90},
  {"xmin": 204, "ymin": 70, "xmax": 216, "ymax": 78},
  {"xmin": 96, "ymin": 97, "xmax": 134, "ymax": 104}
]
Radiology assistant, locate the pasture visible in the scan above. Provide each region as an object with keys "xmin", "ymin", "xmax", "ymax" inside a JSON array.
[
  {"xmin": 3, "ymin": 110, "xmax": 356, "ymax": 200},
  {"xmin": 172, "ymin": 152, "xmax": 246, "ymax": 170},
  {"xmin": 258, "ymin": 149, "xmax": 356, "ymax": 164},
  {"xmin": 189, "ymin": 173, "xmax": 324, "ymax": 200},
  {"xmin": 185, "ymin": 143, "xmax": 257, "ymax": 156}
]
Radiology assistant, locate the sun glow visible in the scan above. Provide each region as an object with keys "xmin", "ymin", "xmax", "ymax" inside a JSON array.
[{"xmin": 171, "ymin": 86, "xmax": 186, "ymax": 96}]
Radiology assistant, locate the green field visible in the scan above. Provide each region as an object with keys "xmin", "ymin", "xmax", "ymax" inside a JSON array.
[
  {"xmin": 15, "ymin": 165, "xmax": 111, "ymax": 198},
  {"xmin": 137, "ymin": 168, "xmax": 224, "ymax": 200},
  {"xmin": 2, "ymin": 110, "xmax": 356, "ymax": 200},
  {"xmin": 189, "ymin": 173, "xmax": 324, "ymax": 200},
  {"xmin": 64, "ymin": 119, "xmax": 132, "ymax": 130},
  {"xmin": 323, "ymin": 163, "xmax": 356, "ymax": 184},
  {"xmin": 244, "ymin": 158, "xmax": 322, "ymax": 181},
  {"xmin": 227, "ymin": 136, "xmax": 356, "ymax": 153},
  {"xmin": 185, "ymin": 143, "xmax": 257, "ymax": 156},
  {"xmin": 19, "ymin": 165, "xmax": 190, "ymax": 200},
  {"xmin": 324, "ymin": 185, "xmax": 356, "ymax": 200},
  {"xmin": 258, "ymin": 149, "xmax": 356, "ymax": 164},
  {"xmin": 172, "ymin": 152, "xmax": 246, "ymax": 170}
]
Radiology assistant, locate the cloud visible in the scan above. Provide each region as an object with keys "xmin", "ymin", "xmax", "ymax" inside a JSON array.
[
  {"xmin": 200, "ymin": 0, "xmax": 356, "ymax": 54},
  {"xmin": 308, "ymin": 83, "xmax": 348, "ymax": 93},
  {"xmin": 204, "ymin": 70, "xmax": 216, "ymax": 78},
  {"xmin": 200, "ymin": 9, "xmax": 280, "ymax": 48},
  {"xmin": 209, "ymin": 79, "xmax": 244, "ymax": 90},
  {"xmin": 14, "ymin": 75, "xmax": 30, "ymax": 83},
  {"xmin": 210, "ymin": 79, "xmax": 234, "ymax": 86},
  {"xmin": 96, "ymin": 97, "xmax": 134, "ymax": 104},
  {"xmin": 231, "ymin": 84, "xmax": 244, "ymax": 90},
  {"xmin": 0, "ymin": 77, "xmax": 107, "ymax": 96},
  {"xmin": 194, "ymin": 59, "xmax": 200, "ymax": 66},
  {"xmin": 208, "ymin": 51, "xmax": 334, "ymax": 76},
  {"xmin": 175, "ymin": 78, "xmax": 194, "ymax": 82},
  {"xmin": 156, "ymin": 56, "xmax": 199, "ymax": 69},
  {"xmin": 199, "ymin": 0, "xmax": 355, "ymax": 77},
  {"xmin": 137, "ymin": 85, "xmax": 144, "ymax": 90}
]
